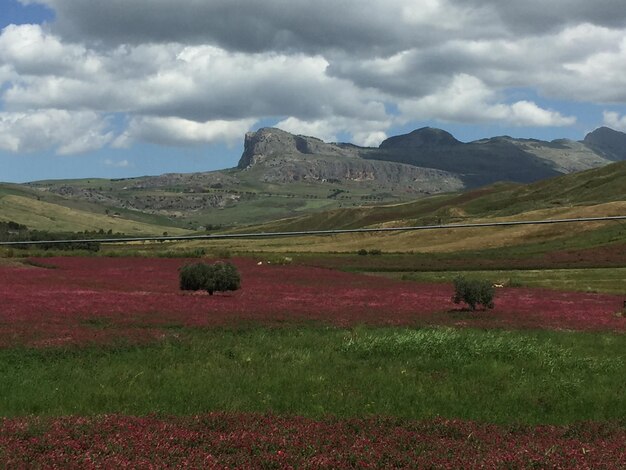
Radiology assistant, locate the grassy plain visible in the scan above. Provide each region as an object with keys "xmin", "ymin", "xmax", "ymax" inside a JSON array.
[
  {"xmin": 1, "ymin": 327, "xmax": 624, "ymax": 425},
  {"xmin": 389, "ymin": 268, "xmax": 626, "ymax": 295}
]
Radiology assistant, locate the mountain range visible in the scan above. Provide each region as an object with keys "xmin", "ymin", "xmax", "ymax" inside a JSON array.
[
  {"xmin": 2, "ymin": 125, "xmax": 625, "ymax": 231},
  {"xmin": 239, "ymin": 125, "xmax": 626, "ymax": 187}
]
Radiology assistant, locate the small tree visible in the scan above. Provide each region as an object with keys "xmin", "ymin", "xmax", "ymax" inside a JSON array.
[
  {"xmin": 206, "ymin": 261, "xmax": 240, "ymax": 295},
  {"xmin": 179, "ymin": 261, "xmax": 241, "ymax": 295},
  {"xmin": 180, "ymin": 263, "xmax": 211, "ymax": 291},
  {"xmin": 452, "ymin": 276, "xmax": 495, "ymax": 310}
]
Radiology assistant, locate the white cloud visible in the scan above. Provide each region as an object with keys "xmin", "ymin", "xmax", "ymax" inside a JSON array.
[
  {"xmin": 354, "ymin": 131, "xmax": 388, "ymax": 148},
  {"xmin": 603, "ymin": 111, "xmax": 626, "ymax": 132},
  {"xmin": 276, "ymin": 116, "xmax": 390, "ymax": 147},
  {"xmin": 2, "ymin": 1, "xmax": 626, "ymax": 158},
  {"xmin": 399, "ymin": 74, "xmax": 576, "ymax": 127},
  {"xmin": 1, "ymin": 29, "xmax": 386, "ymax": 123},
  {"xmin": 0, "ymin": 24, "xmax": 100, "ymax": 77},
  {"xmin": 0, "ymin": 109, "xmax": 114, "ymax": 155},
  {"xmin": 113, "ymin": 117, "xmax": 256, "ymax": 147}
]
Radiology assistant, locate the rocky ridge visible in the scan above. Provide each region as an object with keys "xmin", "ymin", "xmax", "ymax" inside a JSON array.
[{"xmin": 238, "ymin": 126, "xmax": 626, "ymax": 189}]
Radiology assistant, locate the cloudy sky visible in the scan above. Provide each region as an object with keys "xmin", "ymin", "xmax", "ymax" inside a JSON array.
[{"xmin": 1, "ymin": 0, "xmax": 626, "ymax": 182}]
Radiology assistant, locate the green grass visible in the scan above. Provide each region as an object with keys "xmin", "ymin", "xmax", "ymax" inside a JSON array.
[
  {"xmin": 1, "ymin": 327, "xmax": 624, "ymax": 425},
  {"xmin": 0, "ymin": 194, "xmax": 191, "ymax": 236},
  {"xmin": 395, "ymin": 268, "xmax": 626, "ymax": 294}
]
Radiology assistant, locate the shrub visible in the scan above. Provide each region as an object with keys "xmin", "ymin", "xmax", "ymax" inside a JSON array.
[
  {"xmin": 357, "ymin": 249, "xmax": 368, "ymax": 256},
  {"xmin": 179, "ymin": 261, "xmax": 241, "ymax": 295},
  {"xmin": 179, "ymin": 263, "xmax": 211, "ymax": 291},
  {"xmin": 369, "ymin": 249, "xmax": 382, "ymax": 255},
  {"xmin": 207, "ymin": 261, "xmax": 241, "ymax": 295},
  {"xmin": 452, "ymin": 276, "xmax": 495, "ymax": 311}
]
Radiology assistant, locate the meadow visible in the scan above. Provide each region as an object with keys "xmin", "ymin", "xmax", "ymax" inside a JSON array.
[{"xmin": 1, "ymin": 254, "xmax": 625, "ymax": 467}]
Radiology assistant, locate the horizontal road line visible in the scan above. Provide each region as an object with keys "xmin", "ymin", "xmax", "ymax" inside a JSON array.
[{"xmin": 1, "ymin": 215, "xmax": 625, "ymax": 246}]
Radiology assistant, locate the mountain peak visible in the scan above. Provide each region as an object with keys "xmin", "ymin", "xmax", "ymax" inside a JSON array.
[
  {"xmin": 583, "ymin": 126, "xmax": 626, "ymax": 161},
  {"xmin": 379, "ymin": 127, "xmax": 461, "ymax": 150},
  {"xmin": 237, "ymin": 127, "xmax": 358, "ymax": 169}
]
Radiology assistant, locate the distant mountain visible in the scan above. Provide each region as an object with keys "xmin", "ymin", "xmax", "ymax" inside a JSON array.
[
  {"xmin": 6, "ymin": 125, "xmax": 625, "ymax": 232},
  {"xmin": 238, "ymin": 126, "xmax": 625, "ymax": 188},
  {"xmin": 236, "ymin": 127, "xmax": 462, "ymax": 190},
  {"xmin": 379, "ymin": 127, "xmax": 462, "ymax": 149},
  {"xmin": 583, "ymin": 127, "xmax": 626, "ymax": 161},
  {"xmin": 361, "ymin": 128, "xmax": 561, "ymax": 187}
]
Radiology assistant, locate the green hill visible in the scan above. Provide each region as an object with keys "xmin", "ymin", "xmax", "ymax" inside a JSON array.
[
  {"xmin": 0, "ymin": 184, "xmax": 191, "ymax": 236},
  {"xmin": 250, "ymin": 161, "xmax": 626, "ymax": 233},
  {"xmin": 205, "ymin": 161, "xmax": 625, "ymax": 255}
]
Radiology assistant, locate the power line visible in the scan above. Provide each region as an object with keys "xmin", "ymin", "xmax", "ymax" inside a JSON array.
[{"xmin": 1, "ymin": 215, "xmax": 625, "ymax": 246}]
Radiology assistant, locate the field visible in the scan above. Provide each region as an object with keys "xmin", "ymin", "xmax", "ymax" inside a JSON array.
[{"xmin": 1, "ymin": 255, "xmax": 625, "ymax": 467}]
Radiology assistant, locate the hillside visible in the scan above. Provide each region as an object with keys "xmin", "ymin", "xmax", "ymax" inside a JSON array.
[
  {"xmin": 219, "ymin": 160, "xmax": 625, "ymax": 255},
  {"xmin": 5, "ymin": 125, "xmax": 625, "ymax": 233},
  {"xmin": 0, "ymin": 184, "xmax": 191, "ymax": 236},
  {"xmin": 243, "ymin": 161, "xmax": 626, "ymax": 231}
]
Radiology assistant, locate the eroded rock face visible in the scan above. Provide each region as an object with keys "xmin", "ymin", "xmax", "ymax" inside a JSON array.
[
  {"xmin": 258, "ymin": 155, "xmax": 463, "ymax": 191},
  {"xmin": 235, "ymin": 128, "xmax": 464, "ymax": 191},
  {"xmin": 237, "ymin": 128, "xmax": 358, "ymax": 169}
]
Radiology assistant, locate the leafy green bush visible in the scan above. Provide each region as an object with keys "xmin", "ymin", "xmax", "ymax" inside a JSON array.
[
  {"xmin": 452, "ymin": 276, "xmax": 495, "ymax": 310},
  {"xmin": 179, "ymin": 263, "xmax": 211, "ymax": 291},
  {"xmin": 179, "ymin": 261, "xmax": 241, "ymax": 295},
  {"xmin": 357, "ymin": 249, "xmax": 368, "ymax": 256}
]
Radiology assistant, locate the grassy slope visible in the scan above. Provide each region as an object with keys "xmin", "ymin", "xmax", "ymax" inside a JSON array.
[
  {"xmin": 215, "ymin": 161, "xmax": 626, "ymax": 253},
  {"xmin": 0, "ymin": 193, "xmax": 191, "ymax": 236},
  {"xmin": 0, "ymin": 183, "xmax": 183, "ymax": 229},
  {"xmin": 252, "ymin": 161, "xmax": 626, "ymax": 231}
]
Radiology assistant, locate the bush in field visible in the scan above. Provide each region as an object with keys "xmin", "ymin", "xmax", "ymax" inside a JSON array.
[
  {"xmin": 207, "ymin": 261, "xmax": 241, "ymax": 295},
  {"xmin": 179, "ymin": 261, "xmax": 241, "ymax": 295},
  {"xmin": 179, "ymin": 263, "xmax": 211, "ymax": 291},
  {"xmin": 452, "ymin": 276, "xmax": 495, "ymax": 310}
]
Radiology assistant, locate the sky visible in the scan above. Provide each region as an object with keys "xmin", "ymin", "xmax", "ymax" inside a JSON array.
[{"xmin": 1, "ymin": 0, "xmax": 626, "ymax": 183}]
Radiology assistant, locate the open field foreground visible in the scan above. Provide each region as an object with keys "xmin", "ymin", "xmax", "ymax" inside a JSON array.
[
  {"xmin": 1, "ymin": 256, "xmax": 626, "ymax": 467},
  {"xmin": 1, "ymin": 414, "xmax": 625, "ymax": 469},
  {"xmin": 1, "ymin": 257, "xmax": 625, "ymax": 347}
]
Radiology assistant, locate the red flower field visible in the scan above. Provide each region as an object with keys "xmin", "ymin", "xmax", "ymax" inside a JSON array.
[
  {"xmin": 1, "ymin": 414, "xmax": 624, "ymax": 469},
  {"xmin": 0, "ymin": 257, "xmax": 624, "ymax": 347}
]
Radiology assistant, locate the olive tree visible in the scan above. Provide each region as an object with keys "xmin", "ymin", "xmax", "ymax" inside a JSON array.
[{"xmin": 179, "ymin": 261, "xmax": 241, "ymax": 295}]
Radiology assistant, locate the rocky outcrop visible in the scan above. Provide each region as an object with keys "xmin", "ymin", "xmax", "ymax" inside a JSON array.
[
  {"xmin": 257, "ymin": 154, "xmax": 464, "ymax": 192},
  {"xmin": 236, "ymin": 127, "xmax": 463, "ymax": 192},
  {"xmin": 237, "ymin": 128, "xmax": 359, "ymax": 169}
]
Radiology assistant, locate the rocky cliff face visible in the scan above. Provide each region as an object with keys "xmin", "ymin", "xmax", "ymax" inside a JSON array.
[
  {"xmin": 237, "ymin": 127, "xmax": 359, "ymax": 169},
  {"xmin": 257, "ymin": 154, "xmax": 463, "ymax": 191},
  {"xmin": 236, "ymin": 127, "xmax": 464, "ymax": 192}
]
